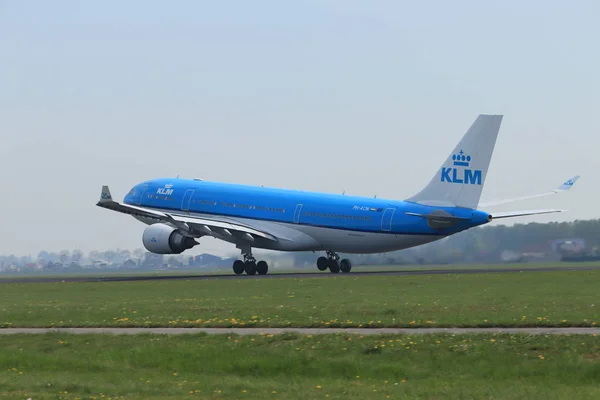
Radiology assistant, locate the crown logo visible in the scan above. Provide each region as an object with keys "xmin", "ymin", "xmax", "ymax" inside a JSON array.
[
  {"xmin": 164, "ymin": 183, "xmax": 173, "ymax": 189},
  {"xmin": 452, "ymin": 150, "xmax": 472, "ymax": 167}
]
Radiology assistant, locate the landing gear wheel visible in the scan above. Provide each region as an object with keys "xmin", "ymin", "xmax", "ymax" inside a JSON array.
[
  {"xmin": 233, "ymin": 260, "xmax": 245, "ymax": 275},
  {"xmin": 328, "ymin": 259, "xmax": 340, "ymax": 273},
  {"xmin": 244, "ymin": 261, "xmax": 257, "ymax": 275},
  {"xmin": 256, "ymin": 260, "xmax": 269, "ymax": 275},
  {"xmin": 340, "ymin": 259, "xmax": 352, "ymax": 273},
  {"xmin": 317, "ymin": 257, "xmax": 328, "ymax": 271}
]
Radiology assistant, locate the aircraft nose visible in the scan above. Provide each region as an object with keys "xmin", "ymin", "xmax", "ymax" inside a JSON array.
[{"xmin": 124, "ymin": 186, "xmax": 141, "ymax": 204}]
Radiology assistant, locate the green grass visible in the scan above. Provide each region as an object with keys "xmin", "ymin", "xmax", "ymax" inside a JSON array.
[
  {"xmin": 1, "ymin": 333, "xmax": 599, "ymax": 399},
  {"xmin": 0, "ymin": 269, "xmax": 598, "ymax": 328}
]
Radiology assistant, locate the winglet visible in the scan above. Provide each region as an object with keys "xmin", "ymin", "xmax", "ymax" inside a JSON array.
[
  {"xmin": 479, "ymin": 174, "xmax": 581, "ymax": 208},
  {"xmin": 99, "ymin": 185, "xmax": 113, "ymax": 203},
  {"xmin": 554, "ymin": 175, "xmax": 580, "ymax": 193}
]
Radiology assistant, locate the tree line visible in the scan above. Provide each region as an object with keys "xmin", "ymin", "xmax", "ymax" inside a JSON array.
[{"xmin": 2, "ymin": 218, "xmax": 600, "ymax": 269}]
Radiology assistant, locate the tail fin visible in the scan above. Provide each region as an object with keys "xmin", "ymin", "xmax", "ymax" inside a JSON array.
[{"xmin": 406, "ymin": 114, "xmax": 503, "ymax": 209}]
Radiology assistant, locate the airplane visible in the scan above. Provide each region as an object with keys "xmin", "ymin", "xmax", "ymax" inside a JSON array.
[{"xmin": 96, "ymin": 114, "xmax": 580, "ymax": 275}]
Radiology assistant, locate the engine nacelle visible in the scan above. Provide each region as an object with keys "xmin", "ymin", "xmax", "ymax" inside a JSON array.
[{"xmin": 142, "ymin": 223, "xmax": 198, "ymax": 254}]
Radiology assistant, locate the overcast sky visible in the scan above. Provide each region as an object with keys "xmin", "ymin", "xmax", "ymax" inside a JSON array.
[{"xmin": 1, "ymin": 0, "xmax": 598, "ymax": 257}]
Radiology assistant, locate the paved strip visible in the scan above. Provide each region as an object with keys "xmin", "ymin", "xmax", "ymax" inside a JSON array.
[
  {"xmin": 1, "ymin": 265, "xmax": 599, "ymax": 284},
  {"xmin": 0, "ymin": 327, "xmax": 598, "ymax": 335}
]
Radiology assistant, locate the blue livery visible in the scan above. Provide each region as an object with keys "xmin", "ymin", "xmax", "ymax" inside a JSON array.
[
  {"xmin": 97, "ymin": 114, "xmax": 579, "ymax": 275},
  {"xmin": 124, "ymin": 178, "xmax": 491, "ymax": 236}
]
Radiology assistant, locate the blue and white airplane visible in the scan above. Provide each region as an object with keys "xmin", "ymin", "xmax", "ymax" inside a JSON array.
[{"xmin": 97, "ymin": 115, "xmax": 579, "ymax": 275}]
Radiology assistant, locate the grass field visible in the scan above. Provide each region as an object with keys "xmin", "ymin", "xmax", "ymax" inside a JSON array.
[
  {"xmin": 1, "ymin": 332, "xmax": 599, "ymax": 399},
  {"xmin": 0, "ymin": 269, "xmax": 597, "ymax": 328}
]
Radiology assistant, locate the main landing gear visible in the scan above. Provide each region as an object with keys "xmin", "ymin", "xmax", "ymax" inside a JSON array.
[
  {"xmin": 232, "ymin": 250, "xmax": 269, "ymax": 276},
  {"xmin": 316, "ymin": 250, "xmax": 352, "ymax": 273}
]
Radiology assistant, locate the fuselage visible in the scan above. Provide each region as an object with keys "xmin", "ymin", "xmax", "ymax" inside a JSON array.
[{"xmin": 123, "ymin": 178, "xmax": 491, "ymax": 253}]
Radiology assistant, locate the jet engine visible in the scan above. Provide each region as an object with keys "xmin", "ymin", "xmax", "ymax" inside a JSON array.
[{"xmin": 142, "ymin": 223, "xmax": 198, "ymax": 254}]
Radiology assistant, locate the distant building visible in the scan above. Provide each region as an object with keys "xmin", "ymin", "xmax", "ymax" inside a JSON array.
[
  {"xmin": 143, "ymin": 253, "xmax": 164, "ymax": 268},
  {"xmin": 190, "ymin": 253, "xmax": 230, "ymax": 268},
  {"xmin": 550, "ymin": 238, "xmax": 586, "ymax": 254},
  {"xmin": 500, "ymin": 250, "xmax": 521, "ymax": 263}
]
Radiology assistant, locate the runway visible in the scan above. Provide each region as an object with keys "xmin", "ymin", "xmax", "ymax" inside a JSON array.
[
  {"xmin": 0, "ymin": 264, "xmax": 599, "ymax": 284},
  {"xmin": 0, "ymin": 327, "xmax": 598, "ymax": 335}
]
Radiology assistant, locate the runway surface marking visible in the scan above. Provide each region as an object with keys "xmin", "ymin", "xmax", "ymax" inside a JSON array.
[
  {"xmin": 1, "ymin": 265, "xmax": 599, "ymax": 284},
  {"xmin": 0, "ymin": 327, "xmax": 598, "ymax": 335}
]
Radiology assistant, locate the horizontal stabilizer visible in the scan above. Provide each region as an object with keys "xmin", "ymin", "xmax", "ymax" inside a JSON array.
[
  {"xmin": 480, "ymin": 175, "xmax": 580, "ymax": 208},
  {"xmin": 405, "ymin": 211, "xmax": 470, "ymax": 221},
  {"xmin": 405, "ymin": 210, "xmax": 471, "ymax": 229},
  {"xmin": 489, "ymin": 209, "xmax": 564, "ymax": 219}
]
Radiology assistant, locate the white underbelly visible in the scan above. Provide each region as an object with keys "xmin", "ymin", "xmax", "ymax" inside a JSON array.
[
  {"xmin": 287, "ymin": 224, "xmax": 444, "ymax": 254},
  {"xmin": 135, "ymin": 212, "xmax": 445, "ymax": 254}
]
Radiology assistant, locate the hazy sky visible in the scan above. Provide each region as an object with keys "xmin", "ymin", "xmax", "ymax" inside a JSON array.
[{"xmin": 1, "ymin": 1, "xmax": 598, "ymax": 257}]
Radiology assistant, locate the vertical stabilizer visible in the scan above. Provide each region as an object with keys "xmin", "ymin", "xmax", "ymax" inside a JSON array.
[{"xmin": 406, "ymin": 114, "xmax": 503, "ymax": 209}]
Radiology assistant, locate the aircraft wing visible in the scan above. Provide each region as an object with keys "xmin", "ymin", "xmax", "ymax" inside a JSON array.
[
  {"xmin": 489, "ymin": 208, "xmax": 564, "ymax": 220},
  {"xmin": 479, "ymin": 175, "xmax": 580, "ymax": 208},
  {"xmin": 96, "ymin": 186, "xmax": 278, "ymax": 242}
]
